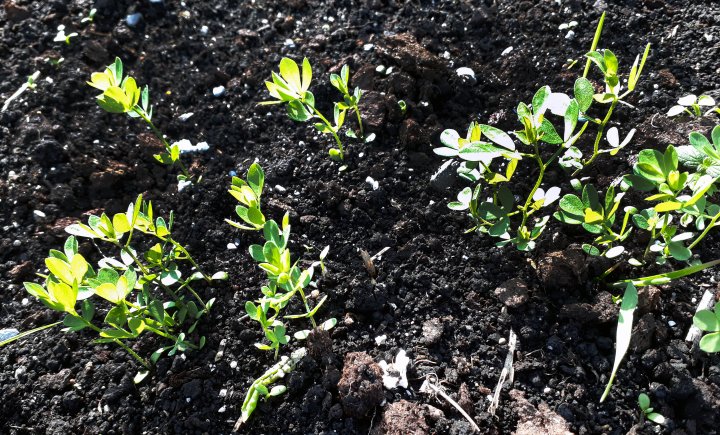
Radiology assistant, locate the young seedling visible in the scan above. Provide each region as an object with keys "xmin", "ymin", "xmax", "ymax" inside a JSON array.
[
  {"xmin": 54, "ymin": 25, "xmax": 78, "ymax": 45},
  {"xmin": 638, "ymin": 393, "xmax": 666, "ymax": 425},
  {"xmin": 330, "ymin": 65, "xmax": 367, "ymax": 140},
  {"xmin": 88, "ymin": 57, "xmax": 194, "ymax": 182},
  {"xmin": 692, "ymin": 301, "xmax": 720, "ymax": 353},
  {"xmin": 81, "ymin": 8, "xmax": 97, "ymax": 24},
  {"xmin": 22, "ymin": 195, "xmax": 226, "ymax": 381},
  {"xmin": 226, "ymin": 163, "xmax": 335, "ymax": 358},
  {"xmin": 667, "ymin": 94, "xmax": 719, "ymax": 117},
  {"xmin": 261, "ymin": 57, "xmax": 366, "ymax": 162},
  {"xmin": 234, "ymin": 347, "xmax": 306, "ymax": 430},
  {"xmin": 1, "ymin": 71, "xmax": 40, "ymax": 113}
]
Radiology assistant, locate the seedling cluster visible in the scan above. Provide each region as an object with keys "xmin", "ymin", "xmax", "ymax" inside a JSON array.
[
  {"xmin": 436, "ymin": 14, "xmax": 649, "ymax": 251},
  {"xmin": 667, "ymin": 94, "xmax": 719, "ymax": 117},
  {"xmin": 22, "ymin": 195, "xmax": 226, "ymax": 381}
]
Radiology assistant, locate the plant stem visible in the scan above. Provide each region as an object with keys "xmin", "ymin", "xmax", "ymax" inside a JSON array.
[
  {"xmin": 134, "ymin": 108, "xmax": 191, "ymax": 178},
  {"xmin": 583, "ymin": 12, "xmax": 606, "ymax": 78},
  {"xmin": 518, "ymin": 143, "xmax": 565, "ymax": 232},
  {"xmin": 309, "ymin": 105, "xmax": 344, "ymax": 158},
  {"xmin": 573, "ymin": 99, "xmax": 618, "ymax": 176},
  {"xmin": 688, "ymin": 211, "xmax": 720, "ymax": 250},
  {"xmin": 84, "ymin": 320, "xmax": 149, "ymax": 368},
  {"xmin": 354, "ymin": 105, "xmax": 364, "ymax": 138},
  {"xmin": 168, "ymin": 238, "xmax": 211, "ymax": 282}
]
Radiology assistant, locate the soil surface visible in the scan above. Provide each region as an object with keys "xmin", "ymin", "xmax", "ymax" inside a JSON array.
[{"xmin": 2, "ymin": 0, "xmax": 720, "ymax": 434}]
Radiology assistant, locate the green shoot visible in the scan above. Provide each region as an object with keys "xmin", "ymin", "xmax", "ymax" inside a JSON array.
[
  {"xmin": 234, "ymin": 348, "xmax": 306, "ymax": 430},
  {"xmin": 226, "ymin": 163, "xmax": 335, "ymax": 358},
  {"xmin": 88, "ymin": 57, "xmax": 194, "ymax": 182},
  {"xmin": 2, "ymin": 71, "xmax": 40, "ymax": 113},
  {"xmin": 583, "ymin": 12, "xmax": 605, "ymax": 78},
  {"xmin": 638, "ymin": 393, "xmax": 666, "ymax": 425},
  {"xmin": 667, "ymin": 94, "xmax": 719, "ymax": 117},
  {"xmin": 53, "ymin": 25, "xmax": 78, "ymax": 45},
  {"xmin": 0, "ymin": 322, "xmax": 61, "ymax": 347},
  {"xmin": 261, "ymin": 58, "xmax": 366, "ymax": 161}
]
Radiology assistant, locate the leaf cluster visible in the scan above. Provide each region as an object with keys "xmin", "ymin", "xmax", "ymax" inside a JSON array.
[
  {"xmin": 667, "ymin": 94, "xmax": 719, "ymax": 118},
  {"xmin": 261, "ymin": 57, "xmax": 366, "ymax": 161},
  {"xmin": 693, "ymin": 302, "xmax": 720, "ymax": 353},
  {"xmin": 22, "ymin": 195, "xmax": 225, "ymax": 375}
]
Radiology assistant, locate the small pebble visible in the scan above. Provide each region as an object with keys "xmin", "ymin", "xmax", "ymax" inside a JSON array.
[
  {"xmin": 228, "ymin": 170, "xmax": 237, "ymax": 177},
  {"xmin": 565, "ymin": 30, "xmax": 576, "ymax": 40},
  {"xmin": 284, "ymin": 38, "xmax": 295, "ymax": 48},
  {"xmin": 501, "ymin": 46, "xmax": 514, "ymax": 56},
  {"xmin": 365, "ymin": 176, "xmax": 379, "ymax": 190},
  {"xmin": 543, "ymin": 387, "xmax": 552, "ymax": 394},
  {"xmin": 456, "ymin": 67, "xmax": 476, "ymax": 85},
  {"xmin": 177, "ymin": 180, "xmax": 192, "ymax": 192},
  {"xmin": 227, "ymin": 243, "xmax": 237, "ymax": 250},
  {"xmin": 375, "ymin": 335, "xmax": 387, "ymax": 345},
  {"xmin": 499, "ymin": 337, "xmax": 507, "ymax": 345},
  {"xmin": 230, "ymin": 361, "xmax": 238, "ymax": 369},
  {"xmin": 668, "ymin": 320, "xmax": 676, "ymax": 327},
  {"xmin": 178, "ymin": 112, "xmax": 194, "ymax": 121},
  {"xmin": 14, "ymin": 366, "xmax": 26, "ymax": 379},
  {"xmin": 275, "ymin": 185, "xmax": 287, "ymax": 193},
  {"xmin": 375, "ymin": 65, "xmax": 386, "ymax": 74},
  {"xmin": 13, "ymin": 240, "xmax": 21, "ymax": 247},
  {"xmin": 218, "ymin": 406, "xmax": 226, "ymax": 413},
  {"xmin": 126, "ymin": 13, "xmax": 142, "ymax": 27},
  {"xmin": 200, "ymin": 25, "xmax": 209, "ymax": 35},
  {"xmin": 212, "ymin": 86, "xmax": 226, "ymax": 97},
  {"xmin": 0, "ymin": 328, "xmax": 19, "ymax": 342},
  {"xmin": 363, "ymin": 43, "xmax": 374, "ymax": 51},
  {"xmin": 219, "ymin": 389, "xmax": 227, "ymax": 397},
  {"xmin": 21, "ymin": 298, "xmax": 29, "ymax": 306}
]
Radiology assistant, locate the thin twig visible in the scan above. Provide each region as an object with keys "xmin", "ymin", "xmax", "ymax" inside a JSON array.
[
  {"xmin": 685, "ymin": 290, "xmax": 715, "ymax": 343},
  {"xmin": 489, "ymin": 329, "xmax": 517, "ymax": 415},
  {"xmin": 421, "ymin": 375, "xmax": 480, "ymax": 433}
]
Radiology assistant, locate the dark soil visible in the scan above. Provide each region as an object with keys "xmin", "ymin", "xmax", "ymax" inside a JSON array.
[{"xmin": 2, "ymin": 0, "xmax": 720, "ymax": 434}]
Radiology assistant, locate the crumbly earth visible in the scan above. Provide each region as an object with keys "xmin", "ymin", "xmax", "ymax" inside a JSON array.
[{"xmin": 1, "ymin": 0, "xmax": 720, "ymax": 434}]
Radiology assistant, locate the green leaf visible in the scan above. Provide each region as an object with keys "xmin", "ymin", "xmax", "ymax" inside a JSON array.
[
  {"xmin": 563, "ymin": 99, "xmax": 579, "ymax": 142},
  {"xmin": 247, "ymin": 163, "xmax": 265, "ymax": 199},
  {"xmin": 638, "ymin": 393, "xmax": 650, "ymax": 411},
  {"xmin": 479, "ymin": 125, "xmax": 515, "ymax": 150},
  {"xmin": 647, "ymin": 412, "xmax": 666, "ymax": 425},
  {"xmin": 559, "ymin": 194, "xmax": 585, "ymax": 215},
  {"xmin": 699, "ymin": 332, "xmax": 720, "ymax": 353},
  {"xmin": 532, "ymin": 86, "xmax": 551, "ymax": 117},
  {"xmin": 694, "ymin": 310, "xmax": 720, "ymax": 332},
  {"xmin": 286, "ymin": 100, "xmax": 312, "ymax": 122},
  {"xmin": 301, "ymin": 58, "xmax": 312, "ymax": 93},
  {"xmin": 279, "ymin": 58, "xmax": 302, "ymax": 93},
  {"xmin": 45, "ymin": 257, "xmax": 74, "ymax": 285},
  {"xmin": 574, "ymin": 77, "xmax": 594, "ymax": 112},
  {"xmin": 539, "ymin": 119, "xmax": 562, "ymax": 144},
  {"xmin": 600, "ymin": 283, "xmax": 638, "ymax": 402}
]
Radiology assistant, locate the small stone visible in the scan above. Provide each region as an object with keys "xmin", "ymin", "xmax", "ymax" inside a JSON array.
[
  {"xmin": 218, "ymin": 406, "xmax": 226, "ymax": 413},
  {"xmin": 365, "ymin": 176, "xmax": 379, "ymax": 190},
  {"xmin": 14, "ymin": 366, "xmax": 27, "ymax": 379},
  {"xmin": 126, "ymin": 13, "xmax": 142, "ymax": 27},
  {"xmin": 429, "ymin": 160, "xmax": 458, "ymax": 192},
  {"xmin": 501, "ymin": 46, "xmax": 513, "ymax": 56},
  {"xmin": 455, "ymin": 67, "xmax": 476, "ymax": 85},
  {"xmin": 494, "ymin": 278, "xmax": 529, "ymax": 308},
  {"xmin": 565, "ymin": 30, "xmax": 575, "ymax": 40},
  {"xmin": 212, "ymin": 86, "xmax": 226, "ymax": 97},
  {"xmin": 543, "ymin": 387, "xmax": 552, "ymax": 394},
  {"xmin": 0, "ymin": 328, "xmax": 19, "ymax": 342},
  {"xmin": 420, "ymin": 318, "xmax": 444, "ymax": 345},
  {"xmin": 230, "ymin": 361, "xmax": 238, "ymax": 369},
  {"xmin": 200, "ymin": 25, "xmax": 209, "ymax": 35},
  {"xmin": 33, "ymin": 210, "xmax": 47, "ymax": 222},
  {"xmin": 668, "ymin": 320, "xmax": 676, "ymax": 327},
  {"xmin": 218, "ymin": 388, "xmax": 227, "ymax": 397},
  {"xmin": 375, "ymin": 335, "xmax": 387, "ymax": 345},
  {"xmin": 178, "ymin": 112, "xmax": 194, "ymax": 121},
  {"xmin": 275, "ymin": 185, "xmax": 287, "ymax": 193}
]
